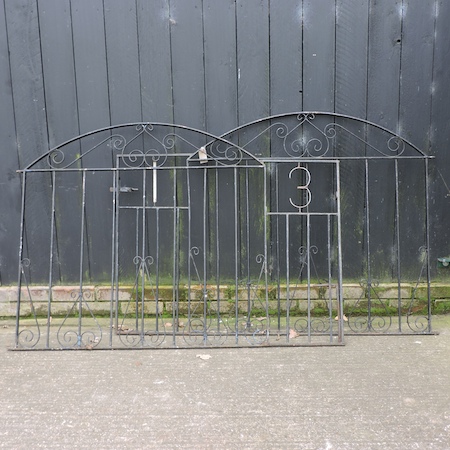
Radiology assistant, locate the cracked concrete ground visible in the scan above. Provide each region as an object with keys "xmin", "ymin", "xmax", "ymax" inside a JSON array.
[{"xmin": 1, "ymin": 316, "xmax": 449, "ymax": 449}]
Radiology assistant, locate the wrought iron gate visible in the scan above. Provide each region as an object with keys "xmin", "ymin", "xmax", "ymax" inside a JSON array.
[
  {"xmin": 14, "ymin": 113, "xmax": 432, "ymax": 350},
  {"xmin": 110, "ymin": 128, "xmax": 344, "ymax": 348}
]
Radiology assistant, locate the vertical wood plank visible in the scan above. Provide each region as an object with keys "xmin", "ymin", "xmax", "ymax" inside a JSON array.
[
  {"xmin": 398, "ymin": 0, "xmax": 435, "ymax": 277},
  {"xmin": 0, "ymin": 0, "xmax": 21, "ymax": 284},
  {"xmin": 302, "ymin": 0, "xmax": 336, "ymax": 111},
  {"xmin": 429, "ymin": 0, "xmax": 450, "ymax": 268},
  {"xmin": 38, "ymin": 0, "xmax": 79, "ymax": 145},
  {"xmin": 270, "ymin": 0, "xmax": 303, "ymax": 114},
  {"xmin": 5, "ymin": 0, "xmax": 49, "ymax": 166},
  {"xmin": 170, "ymin": 0, "xmax": 206, "ymax": 130},
  {"xmin": 335, "ymin": 0, "xmax": 369, "ymax": 117},
  {"xmin": 71, "ymin": 0, "xmax": 110, "ymax": 133},
  {"xmin": 71, "ymin": 0, "xmax": 112, "ymax": 282},
  {"xmin": 203, "ymin": 0, "xmax": 238, "ymax": 277},
  {"xmin": 235, "ymin": 1, "xmax": 269, "ymax": 278},
  {"xmin": 137, "ymin": 0, "xmax": 174, "ymax": 123},
  {"xmin": 104, "ymin": 0, "xmax": 142, "ymax": 123},
  {"xmin": 236, "ymin": 0, "xmax": 270, "ymax": 125},
  {"xmin": 366, "ymin": 0, "xmax": 402, "ymax": 279},
  {"xmin": 203, "ymin": 0, "xmax": 238, "ymax": 135},
  {"xmin": 39, "ymin": 0, "xmax": 84, "ymax": 282},
  {"xmin": 335, "ymin": 0, "xmax": 370, "ymax": 279},
  {"xmin": 5, "ymin": 0, "xmax": 51, "ymax": 283},
  {"xmin": 104, "ymin": 0, "xmax": 143, "ymax": 275},
  {"xmin": 301, "ymin": 0, "xmax": 336, "ymax": 263}
]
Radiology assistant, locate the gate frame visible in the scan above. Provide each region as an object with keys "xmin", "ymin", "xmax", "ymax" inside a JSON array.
[{"xmin": 13, "ymin": 112, "xmax": 434, "ymax": 350}]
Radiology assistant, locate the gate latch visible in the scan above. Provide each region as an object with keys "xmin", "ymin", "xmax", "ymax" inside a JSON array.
[{"xmin": 109, "ymin": 186, "xmax": 138, "ymax": 193}]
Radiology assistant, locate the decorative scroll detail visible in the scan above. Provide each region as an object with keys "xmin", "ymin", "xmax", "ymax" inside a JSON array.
[
  {"xmin": 118, "ymin": 125, "xmax": 168, "ymax": 168},
  {"xmin": 293, "ymin": 317, "xmax": 331, "ymax": 334},
  {"xmin": 234, "ymin": 254, "xmax": 270, "ymax": 346},
  {"xmin": 406, "ymin": 246, "xmax": 430, "ymax": 333},
  {"xmin": 118, "ymin": 254, "xmax": 166, "ymax": 348},
  {"xmin": 184, "ymin": 250, "xmax": 269, "ymax": 346},
  {"xmin": 296, "ymin": 245, "xmax": 320, "ymax": 283},
  {"xmin": 56, "ymin": 290, "xmax": 102, "ymax": 349},
  {"xmin": 183, "ymin": 246, "xmax": 228, "ymax": 346},
  {"xmin": 206, "ymin": 140, "xmax": 244, "ymax": 166},
  {"xmin": 220, "ymin": 112, "xmax": 410, "ymax": 159},
  {"xmin": 323, "ymin": 122, "xmax": 406, "ymax": 157},
  {"xmin": 48, "ymin": 133, "xmax": 127, "ymax": 169},
  {"xmin": 289, "ymin": 245, "xmax": 337, "ymax": 339},
  {"xmin": 17, "ymin": 259, "xmax": 41, "ymax": 349},
  {"xmin": 347, "ymin": 280, "xmax": 393, "ymax": 333},
  {"xmin": 284, "ymin": 113, "xmax": 331, "ymax": 158}
]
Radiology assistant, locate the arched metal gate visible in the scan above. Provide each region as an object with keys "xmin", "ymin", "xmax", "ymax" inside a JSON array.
[{"xmin": 14, "ymin": 113, "xmax": 432, "ymax": 350}]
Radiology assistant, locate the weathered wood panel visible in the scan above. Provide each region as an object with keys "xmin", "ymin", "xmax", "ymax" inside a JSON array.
[
  {"xmin": 104, "ymin": 0, "xmax": 142, "ymax": 123},
  {"xmin": 429, "ymin": 0, "xmax": 450, "ymax": 269},
  {"xmin": 170, "ymin": 0, "xmax": 206, "ymax": 130},
  {"xmin": 38, "ymin": 0, "xmax": 84, "ymax": 283},
  {"xmin": 0, "ymin": 0, "xmax": 448, "ymax": 283},
  {"xmin": 0, "ymin": 2, "xmax": 20, "ymax": 285},
  {"xmin": 335, "ymin": 0, "xmax": 370, "ymax": 279},
  {"xmin": 302, "ymin": 0, "xmax": 335, "ymax": 111},
  {"xmin": 270, "ymin": 0, "xmax": 303, "ymax": 114},
  {"xmin": 203, "ymin": 0, "xmax": 239, "ymax": 277},
  {"xmin": 236, "ymin": 0, "xmax": 270, "ymax": 125},
  {"xmin": 366, "ymin": 0, "xmax": 402, "ymax": 279},
  {"xmin": 138, "ymin": 0, "xmax": 173, "ymax": 123},
  {"xmin": 398, "ymin": 0, "xmax": 436, "ymax": 278},
  {"xmin": 4, "ymin": 0, "xmax": 51, "ymax": 284},
  {"xmin": 71, "ymin": 0, "xmax": 113, "ymax": 282}
]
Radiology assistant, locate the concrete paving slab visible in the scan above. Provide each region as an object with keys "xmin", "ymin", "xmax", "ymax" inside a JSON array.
[{"xmin": 1, "ymin": 316, "xmax": 450, "ymax": 449}]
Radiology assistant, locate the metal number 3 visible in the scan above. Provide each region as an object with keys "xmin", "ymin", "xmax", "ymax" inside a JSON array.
[{"xmin": 289, "ymin": 165, "xmax": 311, "ymax": 210}]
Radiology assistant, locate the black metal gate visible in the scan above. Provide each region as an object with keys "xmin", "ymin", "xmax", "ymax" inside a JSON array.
[
  {"xmin": 14, "ymin": 113, "xmax": 432, "ymax": 350},
  {"xmin": 110, "ymin": 126, "xmax": 344, "ymax": 348}
]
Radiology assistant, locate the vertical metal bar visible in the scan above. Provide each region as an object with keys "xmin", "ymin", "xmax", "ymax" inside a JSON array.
[
  {"xmin": 245, "ymin": 164, "xmax": 251, "ymax": 321},
  {"xmin": 215, "ymin": 167, "xmax": 221, "ymax": 331},
  {"xmin": 425, "ymin": 158, "xmax": 432, "ymax": 332},
  {"xmin": 263, "ymin": 166, "xmax": 269, "ymax": 340},
  {"xmin": 173, "ymin": 166, "xmax": 179, "ymax": 346},
  {"xmin": 46, "ymin": 171, "xmax": 56, "ymax": 349},
  {"xmin": 395, "ymin": 159, "xmax": 402, "ymax": 332},
  {"xmin": 306, "ymin": 213, "xmax": 311, "ymax": 343},
  {"xmin": 15, "ymin": 171, "xmax": 27, "ymax": 348},
  {"xmin": 327, "ymin": 214, "xmax": 333, "ymax": 343},
  {"xmin": 155, "ymin": 207, "xmax": 160, "ymax": 334},
  {"xmin": 275, "ymin": 163, "xmax": 281, "ymax": 331},
  {"xmin": 78, "ymin": 171, "xmax": 87, "ymax": 346},
  {"xmin": 304, "ymin": 163, "xmax": 311, "ymax": 343},
  {"xmin": 234, "ymin": 166, "xmax": 239, "ymax": 344},
  {"xmin": 175, "ymin": 206, "xmax": 180, "ymax": 339},
  {"xmin": 153, "ymin": 161, "xmax": 157, "ymax": 203},
  {"xmin": 365, "ymin": 159, "xmax": 372, "ymax": 330},
  {"xmin": 140, "ymin": 169, "xmax": 147, "ymax": 345},
  {"xmin": 114, "ymin": 163, "xmax": 120, "ymax": 332},
  {"xmin": 135, "ymin": 207, "xmax": 139, "ymax": 332},
  {"xmin": 285, "ymin": 214, "xmax": 290, "ymax": 343},
  {"xmin": 203, "ymin": 166, "xmax": 208, "ymax": 345},
  {"xmin": 109, "ymin": 169, "xmax": 116, "ymax": 348},
  {"xmin": 336, "ymin": 161, "xmax": 345, "ymax": 344},
  {"xmin": 187, "ymin": 165, "xmax": 193, "ymax": 338}
]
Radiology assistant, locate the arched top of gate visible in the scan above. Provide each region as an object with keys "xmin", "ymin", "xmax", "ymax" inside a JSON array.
[
  {"xmin": 214, "ymin": 112, "xmax": 430, "ymax": 160},
  {"xmin": 20, "ymin": 123, "xmax": 263, "ymax": 172}
]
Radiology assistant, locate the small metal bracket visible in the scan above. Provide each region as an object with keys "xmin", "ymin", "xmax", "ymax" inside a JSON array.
[{"xmin": 437, "ymin": 257, "xmax": 450, "ymax": 268}]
